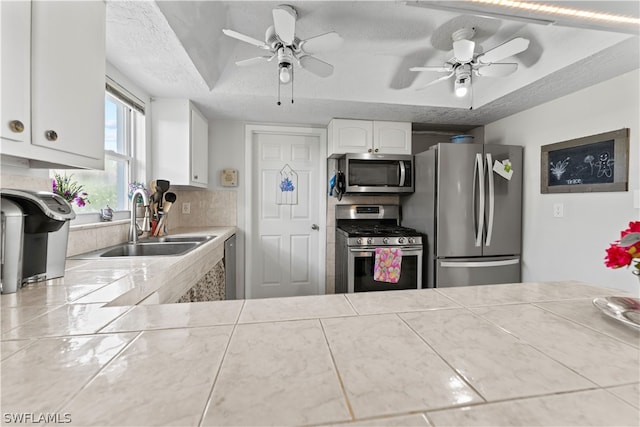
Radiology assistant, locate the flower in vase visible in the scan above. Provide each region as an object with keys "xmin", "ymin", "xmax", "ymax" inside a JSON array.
[
  {"xmin": 605, "ymin": 221, "xmax": 640, "ymax": 275},
  {"xmin": 52, "ymin": 173, "xmax": 90, "ymax": 207}
]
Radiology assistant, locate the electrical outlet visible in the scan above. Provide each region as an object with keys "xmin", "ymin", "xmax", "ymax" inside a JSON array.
[
  {"xmin": 182, "ymin": 202, "xmax": 191, "ymax": 214},
  {"xmin": 553, "ymin": 203, "xmax": 564, "ymax": 218}
]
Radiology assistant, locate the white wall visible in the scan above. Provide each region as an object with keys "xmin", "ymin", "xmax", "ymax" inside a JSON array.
[
  {"xmin": 484, "ymin": 69, "xmax": 640, "ymax": 294},
  {"xmin": 208, "ymin": 120, "xmax": 246, "ymax": 297}
]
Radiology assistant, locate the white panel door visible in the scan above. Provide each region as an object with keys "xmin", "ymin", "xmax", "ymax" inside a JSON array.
[{"xmin": 247, "ymin": 126, "xmax": 326, "ymax": 299}]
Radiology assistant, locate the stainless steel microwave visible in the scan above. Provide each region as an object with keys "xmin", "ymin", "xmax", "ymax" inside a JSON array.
[{"xmin": 338, "ymin": 153, "xmax": 414, "ymax": 194}]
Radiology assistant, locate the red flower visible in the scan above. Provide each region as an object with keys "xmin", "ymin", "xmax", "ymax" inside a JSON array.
[
  {"xmin": 604, "ymin": 222, "xmax": 640, "ymax": 272},
  {"xmin": 605, "ymin": 244, "xmax": 633, "ymax": 268},
  {"xmin": 623, "ymin": 221, "xmax": 640, "ymax": 236}
]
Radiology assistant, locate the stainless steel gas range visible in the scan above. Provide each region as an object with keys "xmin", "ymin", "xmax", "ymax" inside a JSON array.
[{"xmin": 335, "ymin": 205, "xmax": 423, "ymax": 293}]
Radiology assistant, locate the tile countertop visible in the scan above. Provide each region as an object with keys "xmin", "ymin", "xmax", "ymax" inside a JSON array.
[{"xmin": 1, "ymin": 255, "xmax": 640, "ymax": 426}]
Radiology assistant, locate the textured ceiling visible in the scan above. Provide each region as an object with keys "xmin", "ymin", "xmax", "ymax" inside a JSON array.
[{"xmin": 105, "ymin": 1, "xmax": 640, "ymax": 129}]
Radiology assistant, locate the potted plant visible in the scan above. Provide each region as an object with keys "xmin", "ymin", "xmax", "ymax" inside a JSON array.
[{"xmin": 52, "ymin": 173, "xmax": 90, "ymax": 208}]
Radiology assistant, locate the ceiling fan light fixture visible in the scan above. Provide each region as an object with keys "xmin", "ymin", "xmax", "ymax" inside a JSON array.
[
  {"xmin": 279, "ymin": 64, "xmax": 292, "ymax": 84},
  {"xmin": 454, "ymin": 64, "xmax": 472, "ymax": 97},
  {"xmin": 277, "ymin": 47, "xmax": 294, "ymax": 84},
  {"xmin": 455, "ymin": 78, "xmax": 470, "ymax": 97}
]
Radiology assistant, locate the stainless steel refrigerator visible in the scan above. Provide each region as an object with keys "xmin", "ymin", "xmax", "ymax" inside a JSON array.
[{"xmin": 402, "ymin": 143, "xmax": 523, "ymax": 288}]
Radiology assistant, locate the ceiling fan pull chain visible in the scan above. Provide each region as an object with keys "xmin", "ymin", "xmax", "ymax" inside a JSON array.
[{"xmin": 277, "ymin": 66, "xmax": 282, "ymax": 106}]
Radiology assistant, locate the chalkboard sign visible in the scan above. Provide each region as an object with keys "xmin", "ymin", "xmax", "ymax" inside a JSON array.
[
  {"xmin": 548, "ymin": 139, "xmax": 615, "ymax": 186},
  {"xmin": 541, "ymin": 128, "xmax": 629, "ymax": 194}
]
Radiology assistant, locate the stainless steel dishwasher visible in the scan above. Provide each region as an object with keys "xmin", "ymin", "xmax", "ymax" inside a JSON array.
[{"xmin": 224, "ymin": 235, "xmax": 236, "ymax": 300}]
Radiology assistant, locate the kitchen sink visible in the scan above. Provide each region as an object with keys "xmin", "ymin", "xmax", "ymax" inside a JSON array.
[
  {"xmin": 99, "ymin": 242, "xmax": 198, "ymax": 257},
  {"xmin": 146, "ymin": 235, "xmax": 215, "ymax": 243},
  {"xmin": 70, "ymin": 235, "xmax": 216, "ymax": 259}
]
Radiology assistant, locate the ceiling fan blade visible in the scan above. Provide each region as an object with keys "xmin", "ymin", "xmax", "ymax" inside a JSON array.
[
  {"xmin": 235, "ymin": 56, "xmax": 273, "ymax": 67},
  {"xmin": 300, "ymin": 32, "xmax": 343, "ymax": 54},
  {"xmin": 272, "ymin": 5, "xmax": 297, "ymax": 45},
  {"xmin": 453, "ymin": 39, "xmax": 475, "ymax": 63},
  {"xmin": 475, "ymin": 62, "xmax": 518, "ymax": 77},
  {"xmin": 222, "ymin": 29, "xmax": 269, "ymax": 49},
  {"xmin": 415, "ymin": 71, "xmax": 455, "ymax": 91},
  {"xmin": 476, "ymin": 37, "xmax": 530, "ymax": 64},
  {"xmin": 410, "ymin": 66, "xmax": 451, "ymax": 73},
  {"xmin": 299, "ymin": 55, "xmax": 334, "ymax": 78}
]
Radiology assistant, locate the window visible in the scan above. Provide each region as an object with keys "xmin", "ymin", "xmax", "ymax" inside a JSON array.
[{"xmin": 51, "ymin": 80, "xmax": 145, "ymax": 216}]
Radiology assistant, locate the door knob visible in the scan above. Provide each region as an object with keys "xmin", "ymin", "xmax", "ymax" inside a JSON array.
[{"xmin": 311, "ymin": 224, "xmax": 319, "ymax": 230}]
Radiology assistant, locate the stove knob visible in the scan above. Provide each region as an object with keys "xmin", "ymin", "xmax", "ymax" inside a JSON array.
[
  {"xmin": 398, "ymin": 237, "xmax": 405, "ymax": 244},
  {"xmin": 357, "ymin": 238, "xmax": 362, "ymax": 245},
  {"xmin": 408, "ymin": 237, "xmax": 415, "ymax": 244},
  {"xmin": 367, "ymin": 238, "xmax": 373, "ymax": 245},
  {"xmin": 382, "ymin": 237, "xmax": 389, "ymax": 244}
]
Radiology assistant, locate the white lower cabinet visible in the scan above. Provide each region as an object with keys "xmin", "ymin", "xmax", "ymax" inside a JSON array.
[
  {"xmin": 152, "ymin": 99, "xmax": 209, "ymax": 187},
  {"xmin": 0, "ymin": 0, "xmax": 106, "ymax": 169}
]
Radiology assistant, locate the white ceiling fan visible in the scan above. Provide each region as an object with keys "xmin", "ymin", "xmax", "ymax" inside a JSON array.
[
  {"xmin": 222, "ymin": 4, "xmax": 343, "ymax": 104},
  {"xmin": 411, "ymin": 28, "xmax": 530, "ymax": 99}
]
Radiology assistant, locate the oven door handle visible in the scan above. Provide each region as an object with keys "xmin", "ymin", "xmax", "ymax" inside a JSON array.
[{"xmin": 349, "ymin": 247, "xmax": 423, "ymax": 255}]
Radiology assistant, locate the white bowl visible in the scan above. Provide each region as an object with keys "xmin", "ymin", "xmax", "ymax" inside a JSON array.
[{"xmin": 450, "ymin": 135, "xmax": 474, "ymax": 144}]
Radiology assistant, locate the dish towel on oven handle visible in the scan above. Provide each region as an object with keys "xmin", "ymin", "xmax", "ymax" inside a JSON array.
[{"xmin": 374, "ymin": 247, "xmax": 402, "ymax": 283}]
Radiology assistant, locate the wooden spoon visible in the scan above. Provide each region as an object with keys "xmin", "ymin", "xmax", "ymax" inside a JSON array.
[{"xmin": 154, "ymin": 200, "xmax": 174, "ymax": 236}]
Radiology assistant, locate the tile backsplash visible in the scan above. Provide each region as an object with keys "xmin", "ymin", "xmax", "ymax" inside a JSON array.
[
  {"xmin": 1, "ymin": 173, "xmax": 51, "ymax": 192},
  {"xmin": 166, "ymin": 189, "xmax": 237, "ymax": 229}
]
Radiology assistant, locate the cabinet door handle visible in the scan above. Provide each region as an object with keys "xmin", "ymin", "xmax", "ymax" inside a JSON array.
[
  {"xmin": 9, "ymin": 120, "xmax": 24, "ymax": 133},
  {"xmin": 311, "ymin": 224, "xmax": 319, "ymax": 230},
  {"xmin": 367, "ymin": 148, "xmax": 372, "ymax": 153},
  {"xmin": 374, "ymin": 148, "xmax": 379, "ymax": 152},
  {"xmin": 193, "ymin": 175, "xmax": 198, "ymax": 180},
  {"xmin": 45, "ymin": 130, "xmax": 58, "ymax": 141}
]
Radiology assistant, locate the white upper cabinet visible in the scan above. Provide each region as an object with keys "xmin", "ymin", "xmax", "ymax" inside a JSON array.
[
  {"xmin": 152, "ymin": 99, "xmax": 209, "ymax": 188},
  {"xmin": 190, "ymin": 106, "xmax": 209, "ymax": 186},
  {"xmin": 328, "ymin": 119, "xmax": 373, "ymax": 156},
  {"xmin": 0, "ymin": 1, "xmax": 30, "ymax": 145},
  {"xmin": 373, "ymin": 121, "xmax": 412, "ymax": 154},
  {"xmin": 328, "ymin": 119, "xmax": 411, "ymax": 157},
  {"xmin": 0, "ymin": 0, "xmax": 106, "ymax": 169}
]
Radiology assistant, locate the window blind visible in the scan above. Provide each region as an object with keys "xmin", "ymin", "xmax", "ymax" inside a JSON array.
[{"xmin": 105, "ymin": 76, "xmax": 145, "ymax": 114}]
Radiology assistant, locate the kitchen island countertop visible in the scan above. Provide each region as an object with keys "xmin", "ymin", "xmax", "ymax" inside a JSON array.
[{"xmin": 1, "ymin": 252, "xmax": 639, "ymax": 426}]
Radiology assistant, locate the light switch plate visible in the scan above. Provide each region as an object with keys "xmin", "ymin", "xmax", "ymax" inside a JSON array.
[{"xmin": 182, "ymin": 202, "xmax": 191, "ymax": 214}]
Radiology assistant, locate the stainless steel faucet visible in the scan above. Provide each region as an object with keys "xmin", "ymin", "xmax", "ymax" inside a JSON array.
[{"xmin": 130, "ymin": 188, "xmax": 150, "ymax": 243}]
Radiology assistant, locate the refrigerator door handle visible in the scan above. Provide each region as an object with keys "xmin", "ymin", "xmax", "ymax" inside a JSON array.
[
  {"xmin": 440, "ymin": 258, "xmax": 520, "ymax": 268},
  {"xmin": 399, "ymin": 160, "xmax": 406, "ymax": 187},
  {"xmin": 485, "ymin": 152, "xmax": 495, "ymax": 247},
  {"xmin": 473, "ymin": 153, "xmax": 485, "ymax": 247}
]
